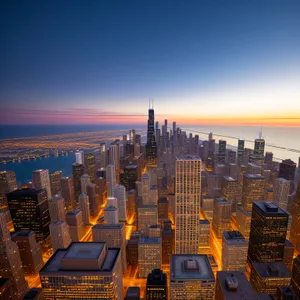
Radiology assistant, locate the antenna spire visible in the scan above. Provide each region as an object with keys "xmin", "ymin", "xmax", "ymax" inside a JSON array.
[{"xmin": 259, "ymin": 124, "xmax": 263, "ymax": 139}]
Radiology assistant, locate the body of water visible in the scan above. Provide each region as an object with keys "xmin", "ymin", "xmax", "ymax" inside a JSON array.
[{"xmin": 0, "ymin": 124, "xmax": 299, "ymax": 185}]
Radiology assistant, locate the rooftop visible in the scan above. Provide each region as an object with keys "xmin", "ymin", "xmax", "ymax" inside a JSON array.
[
  {"xmin": 254, "ymin": 201, "xmax": 289, "ymax": 216},
  {"xmin": 215, "ymin": 198, "xmax": 229, "ymax": 204},
  {"xmin": 126, "ymin": 287, "xmax": 140, "ymax": 297},
  {"xmin": 66, "ymin": 209, "xmax": 81, "ymax": 216},
  {"xmin": 252, "ymin": 262, "xmax": 291, "ymax": 278},
  {"xmin": 139, "ymin": 237, "xmax": 161, "ymax": 245},
  {"xmin": 217, "ymin": 272, "xmax": 261, "ymax": 300},
  {"xmin": 223, "ymin": 231, "xmax": 248, "ymax": 246},
  {"xmin": 244, "ymin": 174, "xmax": 265, "ymax": 180},
  {"xmin": 50, "ymin": 220, "xmax": 65, "ymax": 226},
  {"xmin": 11, "ymin": 230, "xmax": 34, "ymax": 238},
  {"xmin": 93, "ymin": 224, "xmax": 124, "ymax": 230},
  {"xmin": 105, "ymin": 205, "xmax": 118, "ymax": 211},
  {"xmin": 170, "ymin": 254, "xmax": 214, "ymax": 281},
  {"xmin": 176, "ymin": 155, "xmax": 201, "ymax": 161},
  {"xmin": 223, "ymin": 176, "xmax": 237, "ymax": 182},
  {"xmin": 7, "ymin": 188, "xmax": 44, "ymax": 196},
  {"xmin": 199, "ymin": 219, "xmax": 210, "ymax": 225},
  {"xmin": 125, "ymin": 165, "xmax": 138, "ymax": 170},
  {"xmin": 64, "ymin": 243, "xmax": 104, "ymax": 260}
]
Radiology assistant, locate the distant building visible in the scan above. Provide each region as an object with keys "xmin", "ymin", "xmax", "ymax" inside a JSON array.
[
  {"xmin": 80, "ymin": 174, "xmax": 90, "ymax": 194},
  {"xmin": 113, "ymin": 184, "xmax": 127, "ymax": 222},
  {"xmin": 60, "ymin": 177, "xmax": 75, "ymax": 211},
  {"xmin": 290, "ymin": 181, "xmax": 300, "ymax": 254},
  {"xmin": 0, "ymin": 170, "xmax": 17, "ymax": 209},
  {"xmin": 50, "ymin": 170, "xmax": 62, "ymax": 196},
  {"xmin": 72, "ymin": 163, "xmax": 85, "ymax": 202},
  {"xmin": 279, "ymin": 159, "xmax": 296, "ymax": 182},
  {"xmin": 273, "ymin": 178, "xmax": 290, "ymax": 211},
  {"xmin": 218, "ymin": 140, "xmax": 226, "ymax": 164},
  {"xmin": 32, "ymin": 169, "xmax": 52, "ymax": 199},
  {"xmin": 40, "ymin": 242, "xmax": 123, "ymax": 299},
  {"xmin": 237, "ymin": 139, "xmax": 245, "ymax": 164},
  {"xmin": 222, "ymin": 231, "xmax": 248, "ymax": 272},
  {"xmin": 84, "ymin": 152, "xmax": 96, "ymax": 183},
  {"xmin": 106, "ymin": 164, "xmax": 116, "ymax": 197},
  {"xmin": 48, "ymin": 195, "xmax": 66, "ymax": 223},
  {"xmin": 145, "ymin": 107, "xmax": 157, "ymax": 165},
  {"xmin": 170, "ymin": 254, "xmax": 215, "ymax": 300},
  {"xmin": 138, "ymin": 237, "xmax": 161, "ymax": 278},
  {"xmin": 221, "ymin": 176, "xmax": 239, "ymax": 213},
  {"xmin": 248, "ymin": 202, "xmax": 289, "ymax": 264},
  {"xmin": 87, "ymin": 183, "xmax": 99, "ymax": 217},
  {"xmin": 11, "ymin": 231, "xmax": 43, "ymax": 274},
  {"xmin": 146, "ymin": 269, "xmax": 167, "ymax": 300},
  {"xmin": 78, "ymin": 193, "xmax": 90, "ymax": 225},
  {"xmin": 137, "ymin": 204, "xmax": 157, "ymax": 236},
  {"xmin": 123, "ymin": 165, "xmax": 138, "ymax": 191},
  {"xmin": 250, "ymin": 262, "xmax": 291, "ymax": 296}
]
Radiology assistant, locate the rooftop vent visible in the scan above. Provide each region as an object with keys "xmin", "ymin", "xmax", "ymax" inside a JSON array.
[{"xmin": 225, "ymin": 275, "xmax": 238, "ymax": 290}]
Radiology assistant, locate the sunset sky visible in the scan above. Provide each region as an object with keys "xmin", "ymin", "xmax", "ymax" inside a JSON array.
[{"xmin": 1, "ymin": 0, "xmax": 300, "ymax": 126}]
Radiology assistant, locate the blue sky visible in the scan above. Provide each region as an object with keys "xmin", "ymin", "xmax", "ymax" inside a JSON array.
[{"xmin": 1, "ymin": 0, "xmax": 300, "ymax": 125}]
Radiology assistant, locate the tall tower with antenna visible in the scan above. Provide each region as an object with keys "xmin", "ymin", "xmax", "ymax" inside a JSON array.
[
  {"xmin": 146, "ymin": 98, "xmax": 157, "ymax": 165},
  {"xmin": 250, "ymin": 125, "xmax": 265, "ymax": 166}
]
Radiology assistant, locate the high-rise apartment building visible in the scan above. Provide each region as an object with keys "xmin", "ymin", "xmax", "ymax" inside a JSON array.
[
  {"xmin": 279, "ymin": 159, "xmax": 296, "ymax": 181},
  {"xmin": 84, "ymin": 152, "xmax": 96, "ymax": 183},
  {"xmin": 48, "ymin": 195, "xmax": 66, "ymax": 222},
  {"xmin": 40, "ymin": 242, "xmax": 123, "ymax": 299},
  {"xmin": 0, "ymin": 170, "xmax": 17, "ymax": 208},
  {"xmin": 106, "ymin": 164, "xmax": 116, "ymax": 197},
  {"xmin": 221, "ymin": 176, "xmax": 240, "ymax": 213},
  {"xmin": 7, "ymin": 188, "xmax": 51, "ymax": 248},
  {"xmin": 50, "ymin": 170, "xmax": 62, "ymax": 196},
  {"xmin": 158, "ymin": 197, "xmax": 168, "ymax": 220},
  {"xmin": 146, "ymin": 269, "xmax": 167, "ymax": 300},
  {"xmin": 32, "ymin": 169, "xmax": 52, "ymax": 199},
  {"xmin": 198, "ymin": 219, "xmax": 210, "ymax": 253},
  {"xmin": 218, "ymin": 140, "xmax": 226, "ymax": 164},
  {"xmin": 212, "ymin": 198, "xmax": 232, "ymax": 238},
  {"xmin": 248, "ymin": 202, "xmax": 289, "ymax": 264},
  {"xmin": 123, "ymin": 165, "xmax": 138, "ymax": 190},
  {"xmin": 75, "ymin": 150, "xmax": 84, "ymax": 164},
  {"xmin": 222, "ymin": 231, "xmax": 248, "ymax": 272},
  {"xmin": 49, "ymin": 220, "xmax": 71, "ymax": 251},
  {"xmin": 113, "ymin": 184, "xmax": 127, "ymax": 222},
  {"xmin": 65, "ymin": 209, "xmax": 84, "ymax": 242},
  {"xmin": 170, "ymin": 254, "xmax": 215, "ymax": 300},
  {"xmin": 273, "ymin": 178, "xmax": 290, "ymax": 211},
  {"xmin": 242, "ymin": 174, "xmax": 266, "ymax": 212},
  {"xmin": 146, "ymin": 106, "xmax": 157, "ymax": 165},
  {"xmin": 138, "ymin": 237, "xmax": 162, "ymax": 278},
  {"xmin": 60, "ymin": 176, "xmax": 76, "ymax": 211},
  {"xmin": 92, "ymin": 224, "xmax": 127, "ymax": 273},
  {"xmin": 250, "ymin": 262, "xmax": 291, "ymax": 296},
  {"xmin": 0, "ymin": 213, "xmax": 28, "ymax": 299},
  {"xmin": 290, "ymin": 181, "xmax": 300, "ymax": 253},
  {"xmin": 11, "ymin": 231, "xmax": 43, "ymax": 275},
  {"xmin": 72, "ymin": 163, "xmax": 85, "ymax": 201},
  {"xmin": 78, "ymin": 193, "xmax": 90, "ymax": 225},
  {"xmin": 87, "ymin": 183, "xmax": 99, "ymax": 217},
  {"xmin": 109, "ymin": 141, "xmax": 121, "ymax": 183},
  {"xmin": 137, "ymin": 204, "xmax": 157, "ymax": 236},
  {"xmin": 104, "ymin": 205, "xmax": 119, "ymax": 224},
  {"xmin": 80, "ymin": 174, "xmax": 90, "ymax": 194},
  {"xmin": 175, "ymin": 155, "xmax": 201, "ymax": 254}
]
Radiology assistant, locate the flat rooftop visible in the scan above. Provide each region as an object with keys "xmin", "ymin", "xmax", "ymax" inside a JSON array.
[
  {"xmin": 252, "ymin": 262, "xmax": 291, "ymax": 278},
  {"xmin": 7, "ymin": 188, "xmax": 43, "ymax": 196},
  {"xmin": 139, "ymin": 237, "xmax": 161, "ymax": 245},
  {"xmin": 170, "ymin": 254, "xmax": 214, "ymax": 281},
  {"xmin": 176, "ymin": 155, "xmax": 201, "ymax": 161},
  {"xmin": 92, "ymin": 224, "xmax": 124, "ymax": 230},
  {"xmin": 11, "ymin": 230, "xmax": 34, "ymax": 237},
  {"xmin": 254, "ymin": 201, "xmax": 289, "ymax": 216},
  {"xmin": 223, "ymin": 176, "xmax": 237, "ymax": 182},
  {"xmin": 66, "ymin": 209, "xmax": 81, "ymax": 216},
  {"xmin": 200, "ymin": 219, "xmax": 210, "ymax": 225},
  {"xmin": 223, "ymin": 231, "xmax": 248, "ymax": 246},
  {"xmin": 126, "ymin": 287, "xmax": 140, "ymax": 297},
  {"xmin": 217, "ymin": 271, "xmax": 260, "ymax": 300},
  {"xmin": 215, "ymin": 198, "xmax": 229, "ymax": 204},
  {"xmin": 40, "ymin": 242, "xmax": 120, "ymax": 274},
  {"xmin": 244, "ymin": 174, "xmax": 265, "ymax": 180}
]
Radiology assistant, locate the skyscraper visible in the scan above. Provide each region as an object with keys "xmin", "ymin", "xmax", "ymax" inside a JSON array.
[
  {"xmin": 78, "ymin": 193, "xmax": 90, "ymax": 225},
  {"xmin": 0, "ymin": 213, "xmax": 28, "ymax": 299},
  {"xmin": 49, "ymin": 220, "xmax": 71, "ymax": 251},
  {"xmin": 170, "ymin": 254, "xmax": 215, "ymax": 300},
  {"xmin": 175, "ymin": 155, "xmax": 201, "ymax": 254},
  {"xmin": 250, "ymin": 137, "xmax": 265, "ymax": 166},
  {"xmin": 109, "ymin": 140, "xmax": 121, "ymax": 183},
  {"xmin": 65, "ymin": 209, "xmax": 85, "ymax": 242},
  {"xmin": 113, "ymin": 184, "xmax": 127, "ymax": 222},
  {"xmin": 273, "ymin": 178, "xmax": 290, "ymax": 211},
  {"xmin": 138, "ymin": 237, "xmax": 162, "ymax": 278},
  {"xmin": 137, "ymin": 204, "xmax": 157, "ymax": 236},
  {"xmin": 32, "ymin": 169, "xmax": 52, "ymax": 199},
  {"xmin": 49, "ymin": 170, "xmax": 62, "ymax": 196},
  {"xmin": 104, "ymin": 205, "xmax": 119, "ymax": 224},
  {"xmin": 80, "ymin": 174, "xmax": 90, "ymax": 194},
  {"xmin": 218, "ymin": 140, "xmax": 226, "ymax": 164},
  {"xmin": 146, "ymin": 269, "xmax": 167, "ymax": 300},
  {"xmin": 40, "ymin": 242, "xmax": 123, "ymax": 299},
  {"xmin": 87, "ymin": 182, "xmax": 99, "ymax": 217},
  {"xmin": 106, "ymin": 164, "xmax": 116, "ymax": 197},
  {"xmin": 84, "ymin": 152, "xmax": 96, "ymax": 183},
  {"xmin": 212, "ymin": 198, "xmax": 232, "ymax": 238},
  {"xmin": 123, "ymin": 165, "xmax": 138, "ymax": 191},
  {"xmin": 7, "ymin": 188, "xmax": 51, "ymax": 248},
  {"xmin": 11, "ymin": 231, "xmax": 44, "ymax": 275},
  {"xmin": 291, "ymin": 255, "xmax": 300, "ymax": 297},
  {"xmin": 221, "ymin": 176, "xmax": 239, "ymax": 213},
  {"xmin": 222, "ymin": 231, "xmax": 248, "ymax": 272},
  {"xmin": 72, "ymin": 163, "xmax": 85, "ymax": 202},
  {"xmin": 48, "ymin": 195, "xmax": 66, "ymax": 222},
  {"xmin": 0, "ymin": 170, "xmax": 17, "ymax": 208},
  {"xmin": 279, "ymin": 159, "xmax": 296, "ymax": 181},
  {"xmin": 146, "ymin": 106, "xmax": 157, "ymax": 165},
  {"xmin": 92, "ymin": 224, "xmax": 127, "ymax": 273},
  {"xmin": 237, "ymin": 139, "xmax": 245, "ymax": 164},
  {"xmin": 75, "ymin": 150, "xmax": 84, "ymax": 164},
  {"xmin": 60, "ymin": 176, "xmax": 75, "ymax": 211},
  {"xmin": 290, "ymin": 180, "xmax": 300, "ymax": 253},
  {"xmin": 248, "ymin": 201, "xmax": 289, "ymax": 264}
]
